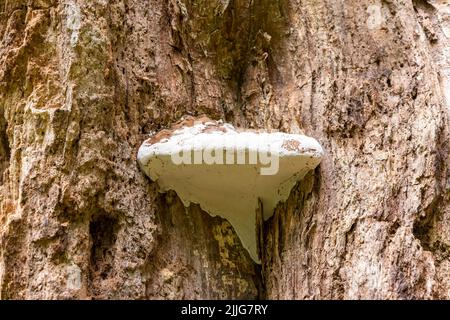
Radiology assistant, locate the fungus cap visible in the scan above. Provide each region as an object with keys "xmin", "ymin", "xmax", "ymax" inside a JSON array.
[{"xmin": 138, "ymin": 117, "xmax": 323, "ymax": 262}]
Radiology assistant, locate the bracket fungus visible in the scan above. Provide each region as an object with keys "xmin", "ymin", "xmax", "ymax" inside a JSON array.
[{"xmin": 138, "ymin": 117, "xmax": 323, "ymax": 262}]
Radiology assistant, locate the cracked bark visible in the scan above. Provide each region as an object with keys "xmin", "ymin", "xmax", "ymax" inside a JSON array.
[{"xmin": 0, "ymin": 0, "xmax": 449, "ymax": 299}]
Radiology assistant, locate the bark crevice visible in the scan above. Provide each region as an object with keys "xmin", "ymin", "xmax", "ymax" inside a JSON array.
[
  {"xmin": 0, "ymin": 112, "xmax": 10, "ymax": 185},
  {"xmin": 88, "ymin": 212, "xmax": 120, "ymax": 296}
]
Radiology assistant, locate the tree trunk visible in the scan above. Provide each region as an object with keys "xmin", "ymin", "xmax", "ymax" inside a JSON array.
[{"xmin": 0, "ymin": 0, "xmax": 448, "ymax": 299}]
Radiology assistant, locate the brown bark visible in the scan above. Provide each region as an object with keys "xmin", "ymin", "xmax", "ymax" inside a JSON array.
[{"xmin": 0, "ymin": 0, "xmax": 449, "ymax": 299}]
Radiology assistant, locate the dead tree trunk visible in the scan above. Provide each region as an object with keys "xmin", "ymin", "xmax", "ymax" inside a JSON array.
[{"xmin": 0, "ymin": 0, "xmax": 449, "ymax": 299}]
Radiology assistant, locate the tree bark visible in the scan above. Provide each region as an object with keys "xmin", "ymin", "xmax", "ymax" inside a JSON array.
[{"xmin": 0, "ymin": 0, "xmax": 449, "ymax": 299}]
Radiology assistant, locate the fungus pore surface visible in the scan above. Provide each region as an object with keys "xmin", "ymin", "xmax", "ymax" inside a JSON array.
[{"xmin": 138, "ymin": 117, "xmax": 323, "ymax": 262}]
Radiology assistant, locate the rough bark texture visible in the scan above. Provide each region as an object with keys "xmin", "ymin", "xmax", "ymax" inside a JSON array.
[{"xmin": 0, "ymin": 0, "xmax": 449, "ymax": 299}]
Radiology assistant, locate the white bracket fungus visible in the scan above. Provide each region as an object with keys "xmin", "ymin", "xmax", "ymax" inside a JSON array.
[{"xmin": 138, "ymin": 116, "xmax": 323, "ymax": 262}]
